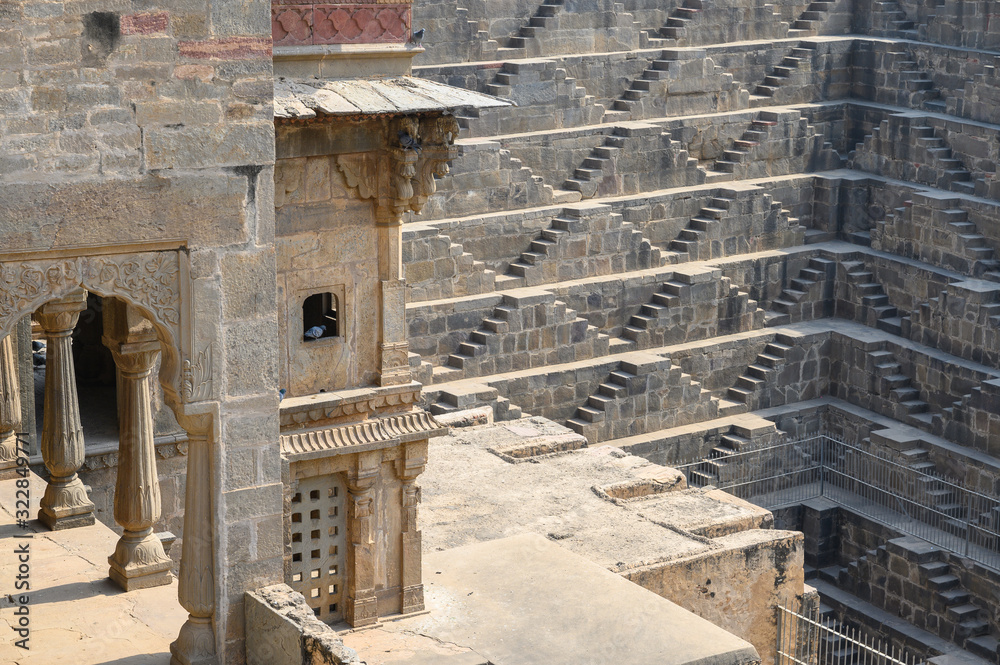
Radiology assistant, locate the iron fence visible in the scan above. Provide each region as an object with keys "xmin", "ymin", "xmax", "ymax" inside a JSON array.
[
  {"xmin": 776, "ymin": 602, "xmax": 920, "ymax": 665},
  {"xmin": 675, "ymin": 434, "xmax": 1000, "ymax": 570}
]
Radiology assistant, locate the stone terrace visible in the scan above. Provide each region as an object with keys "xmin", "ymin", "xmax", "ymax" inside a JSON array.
[{"xmin": 405, "ymin": 6, "xmax": 1000, "ymax": 660}]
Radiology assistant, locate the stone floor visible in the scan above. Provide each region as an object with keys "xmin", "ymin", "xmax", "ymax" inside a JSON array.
[{"xmin": 0, "ymin": 471, "xmax": 186, "ymax": 665}]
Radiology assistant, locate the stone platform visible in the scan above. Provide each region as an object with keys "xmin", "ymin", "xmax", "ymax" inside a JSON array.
[
  {"xmin": 344, "ymin": 533, "xmax": 762, "ymax": 665},
  {"xmin": 0, "ymin": 472, "xmax": 186, "ymax": 665}
]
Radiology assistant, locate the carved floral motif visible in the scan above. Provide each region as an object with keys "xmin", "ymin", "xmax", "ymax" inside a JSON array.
[
  {"xmin": 182, "ymin": 344, "xmax": 215, "ymax": 403},
  {"xmin": 0, "ymin": 260, "xmax": 81, "ymax": 328},
  {"xmin": 87, "ymin": 252, "xmax": 181, "ymax": 328}
]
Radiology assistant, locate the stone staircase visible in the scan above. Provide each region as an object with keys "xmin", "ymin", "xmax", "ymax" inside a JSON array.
[
  {"xmin": 748, "ymin": 42, "xmax": 818, "ymax": 107},
  {"xmin": 884, "ymin": 46, "xmax": 945, "ymax": 113},
  {"xmin": 403, "ymin": 223, "xmax": 496, "ymax": 302},
  {"xmin": 562, "ymin": 122, "xmax": 702, "ymax": 197},
  {"xmin": 497, "ymin": 0, "xmax": 568, "ymax": 59},
  {"xmin": 726, "ymin": 333, "xmax": 796, "ymax": 409},
  {"xmin": 668, "ymin": 189, "xmax": 804, "ymax": 260},
  {"xmin": 457, "ymin": 59, "xmax": 607, "ymax": 136},
  {"xmin": 703, "ymin": 110, "xmax": 830, "ymax": 180},
  {"xmin": 787, "ymin": 1, "xmax": 834, "ymax": 37},
  {"xmin": 766, "ymin": 256, "xmax": 835, "ymax": 325},
  {"xmin": 426, "ymin": 382, "xmax": 523, "ymax": 420},
  {"xmin": 836, "ymin": 537, "xmax": 1000, "ymax": 660},
  {"xmin": 423, "ymin": 140, "xmax": 579, "ymax": 220},
  {"xmin": 619, "ymin": 270, "xmax": 762, "ymax": 348},
  {"xmin": 848, "ymin": 117, "xmax": 983, "ymax": 197},
  {"xmin": 496, "ymin": 203, "xmax": 663, "ymax": 288},
  {"xmin": 685, "ymin": 421, "xmax": 782, "ymax": 487},
  {"xmin": 566, "ymin": 352, "xmax": 720, "ymax": 444},
  {"xmin": 874, "ymin": 197, "xmax": 1000, "ymax": 279},
  {"xmin": 841, "ymin": 261, "xmax": 905, "ymax": 334},
  {"xmin": 610, "ymin": 49, "xmax": 747, "ymax": 120},
  {"xmin": 870, "ymin": 0, "xmax": 917, "ymax": 38},
  {"xmin": 866, "ymin": 348, "xmax": 934, "ymax": 427},
  {"xmin": 431, "ymin": 289, "xmax": 609, "ymax": 383},
  {"xmin": 655, "ymin": 0, "xmax": 788, "ymax": 46}
]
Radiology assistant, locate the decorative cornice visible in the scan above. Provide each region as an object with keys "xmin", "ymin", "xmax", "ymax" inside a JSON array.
[
  {"xmin": 280, "ymin": 409, "xmax": 445, "ymax": 460},
  {"xmin": 279, "ymin": 383, "xmax": 422, "ymax": 429}
]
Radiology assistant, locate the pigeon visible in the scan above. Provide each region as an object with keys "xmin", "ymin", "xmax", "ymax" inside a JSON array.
[
  {"xmin": 31, "ymin": 340, "xmax": 43, "ymax": 351},
  {"xmin": 304, "ymin": 325, "xmax": 327, "ymax": 340},
  {"xmin": 279, "ymin": 388, "xmax": 287, "ymax": 402},
  {"xmin": 410, "ymin": 28, "xmax": 425, "ymax": 44},
  {"xmin": 398, "ymin": 130, "xmax": 421, "ymax": 153},
  {"xmin": 32, "ymin": 352, "xmax": 45, "ymax": 367}
]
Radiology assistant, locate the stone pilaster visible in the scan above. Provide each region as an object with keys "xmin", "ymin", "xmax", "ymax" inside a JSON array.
[
  {"xmin": 104, "ymin": 304, "xmax": 172, "ymax": 590},
  {"xmin": 35, "ymin": 290, "xmax": 95, "ymax": 530},
  {"xmin": 0, "ymin": 333, "xmax": 22, "ymax": 473},
  {"xmin": 396, "ymin": 440, "xmax": 427, "ymax": 614},
  {"xmin": 171, "ymin": 416, "xmax": 217, "ymax": 665},
  {"xmin": 344, "ymin": 451, "xmax": 380, "ymax": 626}
]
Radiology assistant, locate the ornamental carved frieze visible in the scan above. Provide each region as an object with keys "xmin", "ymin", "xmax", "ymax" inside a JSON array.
[
  {"xmin": 0, "ymin": 252, "xmax": 180, "ymax": 341},
  {"xmin": 335, "ymin": 115, "xmax": 460, "ymax": 221},
  {"xmin": 271, "ymin": 2, "xmax": 410, "ymax": 46},
  {"xmin": 0, "ymin": 250, "xmax": 215, "ymax": 406}
]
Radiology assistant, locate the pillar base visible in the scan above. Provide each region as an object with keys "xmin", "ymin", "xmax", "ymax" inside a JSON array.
[
  {"xmin": 346, "ymin": 594, "xmax": 379, "ymax": 627},
  {"xmin": 108, "ymin": 530, "xmax": 173, "ymax": 591},
  {"xmin": 401, "ymin": 584, "xmax": 424, "ymax": 614},
  {"xmin": 38, "ymin": 476, "xmax": 95, "ymax": 530},
  {"xmin": 170, "ymin": 615, "xmax": 218, "ymax": 665}
]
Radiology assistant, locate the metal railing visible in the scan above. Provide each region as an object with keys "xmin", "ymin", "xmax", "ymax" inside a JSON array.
[
  {"xmin": 675, "ymin": 434, "xmax": 1000, "ymax": 570},
  {"xmin": 776, "ymin": 602, "xmax": 920, "ymax": 665}
]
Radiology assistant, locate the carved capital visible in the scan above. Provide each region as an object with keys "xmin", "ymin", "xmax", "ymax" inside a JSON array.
[{"xmin": 35, "ymin": 289, "xmax": 88, "ymax": 335}]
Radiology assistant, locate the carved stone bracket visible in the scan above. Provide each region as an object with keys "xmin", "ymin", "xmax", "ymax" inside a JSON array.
[{"xmin": 335, "ymin": 114, "xmax": 460, "ymax": 223}]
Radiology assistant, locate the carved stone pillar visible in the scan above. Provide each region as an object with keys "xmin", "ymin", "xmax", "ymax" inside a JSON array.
[
  {"xmin": 344, "ymin": 451, "xmax": 380, "ymax": 626},
  {"xmin": 0, "ymin": 333, "xmax": 22, "ymax": 471},
  {"xmin": 103, "ymin": 300, "xmax": 172, "ymax": 590},
  {"xmin": 171, "ymin": 416, "xmax": 217, "ymax": 665},
  {"xmin": 396, "ymin": 441, "xmax": 427, "ymax": 614},
  {"xmin": 35, "ymin": 290, "xmax": 95, "ymax": 530}
]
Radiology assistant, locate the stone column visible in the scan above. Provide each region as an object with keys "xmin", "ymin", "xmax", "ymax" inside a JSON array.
[
  {"xmin": 0, "ymin": 332, "xmax": 23, "ymax": 473},
  {"xmin": 375, "ymin": 207, "xmax": 411, "ymax": 387},
  {"xmin": 35, "ymin": 290, "xmax": 95, "ymax": 530},
  {"xmin": 103, "ymin": 301, "xmax": 172, "ymax": 590},
  {"xmin": 171, "ymin": 416, "xmax": 217, "ymax": 665},
  {"xmin": 344, "ymin": 451, "xmax": 380, "ymax": 627},
  {"xmin": 397, "ymin": 441, "xmax": 427, "ymax": 615}
]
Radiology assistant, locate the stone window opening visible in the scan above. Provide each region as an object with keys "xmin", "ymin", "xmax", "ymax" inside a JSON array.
[{"xmin": 303, "ymin": 292, "xmax": 339, "ymax": 341}]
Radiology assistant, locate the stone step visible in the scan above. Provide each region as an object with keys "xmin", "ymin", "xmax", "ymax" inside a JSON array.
[
  {"xmin": 575, "ymin": 405, "xmax": 605, "ymax": 423},
  {"xmin": 966, "ymin": 635, "xmax": 1000, "ymax": 660}
]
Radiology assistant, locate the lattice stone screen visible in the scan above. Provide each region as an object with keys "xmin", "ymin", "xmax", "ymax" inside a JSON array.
[{"xmin": 288, "ymin": 473, "xmax": 348, "ymax": 622}]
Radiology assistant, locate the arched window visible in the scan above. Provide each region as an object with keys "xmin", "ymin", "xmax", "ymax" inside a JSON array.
[{"xmin": 303, "ymin": 293, "xmax": 338, "ymax": 341}]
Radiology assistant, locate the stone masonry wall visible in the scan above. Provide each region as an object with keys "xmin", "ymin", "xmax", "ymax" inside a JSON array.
[{"xmin": 0, "ymin": 0, "xmax": 281, "ymax": 659}]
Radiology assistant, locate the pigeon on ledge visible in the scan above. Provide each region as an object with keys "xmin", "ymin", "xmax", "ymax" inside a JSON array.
[
  {"xmin": 304, "ymin": 325, "xmax": 327, "ymax": 340},
  {"xmin": 398, "ymin": 130, "xmax": 421, "ymax": 153},
  {"xmin": 279, "ymin": 388, "xmax": 287, "ymax": 402},
  {"xmin": 410, "ymin": 28, "xmax": 425, "ymax": 44}
]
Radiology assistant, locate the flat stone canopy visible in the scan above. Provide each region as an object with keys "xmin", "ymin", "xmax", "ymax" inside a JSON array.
[
  {"xmin": 274, "ymin": 76, "xmax": 513, "ymax": 119},
  {"xmin": 344, "ymin": 533, "xmax": 761, "ymax": 665}
]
